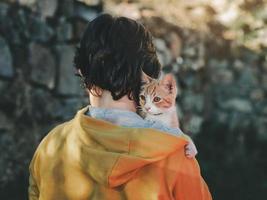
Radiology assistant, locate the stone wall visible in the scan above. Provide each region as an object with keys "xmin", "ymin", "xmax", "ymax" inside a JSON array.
[
  {"xmin": 0, "ymin": 1, "xmax": 102, "ymax": 199},
  {"xmin": 0, "ymin": 0, "xmax": 267, "ymax": 200}
]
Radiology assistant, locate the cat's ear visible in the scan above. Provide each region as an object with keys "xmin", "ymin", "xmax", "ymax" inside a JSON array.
[
  {"xmin": 142, "ymin": 71, "xmax": 153, "ymax": 83},
  {"xmin": 161, "ymin": 74, "xmax": 177, "ymax": 95}
]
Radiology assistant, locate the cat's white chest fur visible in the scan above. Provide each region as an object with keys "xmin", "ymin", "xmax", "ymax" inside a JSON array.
[{"xmin": 144, "ymin": 106, "xmax": 176, "ymax": 127}]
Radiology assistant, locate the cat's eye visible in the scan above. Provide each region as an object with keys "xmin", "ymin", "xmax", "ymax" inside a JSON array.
[
  {"xmin": 153, "ymin": 96, "xmax": 161, "ymax": 102},
  {"xmin": 140, "ymin": 95, "xmax": 146, "ymax": 101}
]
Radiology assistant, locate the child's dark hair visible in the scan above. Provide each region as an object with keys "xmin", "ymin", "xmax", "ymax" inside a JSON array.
[{"xmin": 74, "ymin": 13, "xmax": 161, "ymax": 102}]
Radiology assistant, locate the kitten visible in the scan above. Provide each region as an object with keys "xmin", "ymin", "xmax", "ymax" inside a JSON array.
[
  {"xmin": 139, "ymin": 72, "xmax": 198, "ymax": 158},
  {"xmin": 139, "ymin": 73, "xmax": 178, "ymax": 127}
]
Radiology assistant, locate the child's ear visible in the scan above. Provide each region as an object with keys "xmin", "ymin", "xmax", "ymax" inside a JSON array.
[
  {"xmin": 141, "ymin": 71, "xmax": 153, "ymax": 83},
  {"xmin": 88, "ymin": 86, "xmax": 103, "ymax": 97},
  {"xmin": 161, "ymin": 74, "xmax": 177, "ymax": 95},
  {"xmin": 75, "ymin": 68, "xmax": 83, "ymax": 77}
]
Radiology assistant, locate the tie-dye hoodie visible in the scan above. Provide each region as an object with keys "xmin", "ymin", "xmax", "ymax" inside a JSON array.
[{"xmin": 28, "ymin": 106, "xmax": 212, "ymax": 200}]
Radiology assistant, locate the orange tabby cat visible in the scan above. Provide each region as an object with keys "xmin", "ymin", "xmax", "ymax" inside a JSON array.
[
  {"xmin": 139, "ymin": 73, "xmax": 178, "ymax": 127},
  {"xmin": 139, "ymin": 72, "xmax": 198, "ymax": 158}
]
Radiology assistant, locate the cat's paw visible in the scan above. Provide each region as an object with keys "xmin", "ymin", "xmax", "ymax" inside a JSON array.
[{"xmin": 185, "ymin": 141, "xmax": 198, "ymax": 158}]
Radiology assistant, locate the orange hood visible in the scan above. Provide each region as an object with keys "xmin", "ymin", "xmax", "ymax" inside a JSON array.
[{"xmin": 73, "ymin": 106, "xmax": 188, "ymax": 187}]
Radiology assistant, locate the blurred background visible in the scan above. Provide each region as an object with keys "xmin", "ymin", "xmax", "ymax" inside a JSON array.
[{"xmin": 0, "ymin": 0, "xmax": 266, "ymax": 199}]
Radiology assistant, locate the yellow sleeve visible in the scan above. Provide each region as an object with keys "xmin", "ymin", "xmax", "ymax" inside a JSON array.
[
  {"xmin": 28, "ymin": 172, "xmax": 39, "ymax": 200},
  {"xmin": 28, "ymin": 151, "xmax": 40, "ymax": 200},
  {"xmin": 173, "ymin": 157, "xmax": 213, "ymax": 200}
]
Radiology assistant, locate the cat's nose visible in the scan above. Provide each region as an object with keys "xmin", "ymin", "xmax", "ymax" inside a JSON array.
[{"xmin": 145, "ymin": 107, "xmax": 151, "ymax": 111}]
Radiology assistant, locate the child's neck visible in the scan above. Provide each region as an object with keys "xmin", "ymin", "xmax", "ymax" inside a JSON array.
[{"xmin": 89, "ymin": 90, "xmax": 137, "ymax": 113}]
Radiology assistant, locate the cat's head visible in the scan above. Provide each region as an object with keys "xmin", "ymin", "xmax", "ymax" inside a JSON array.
[{"xmin": 139, "ymin": 73, "xmax": 177, "ymax": 116}]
